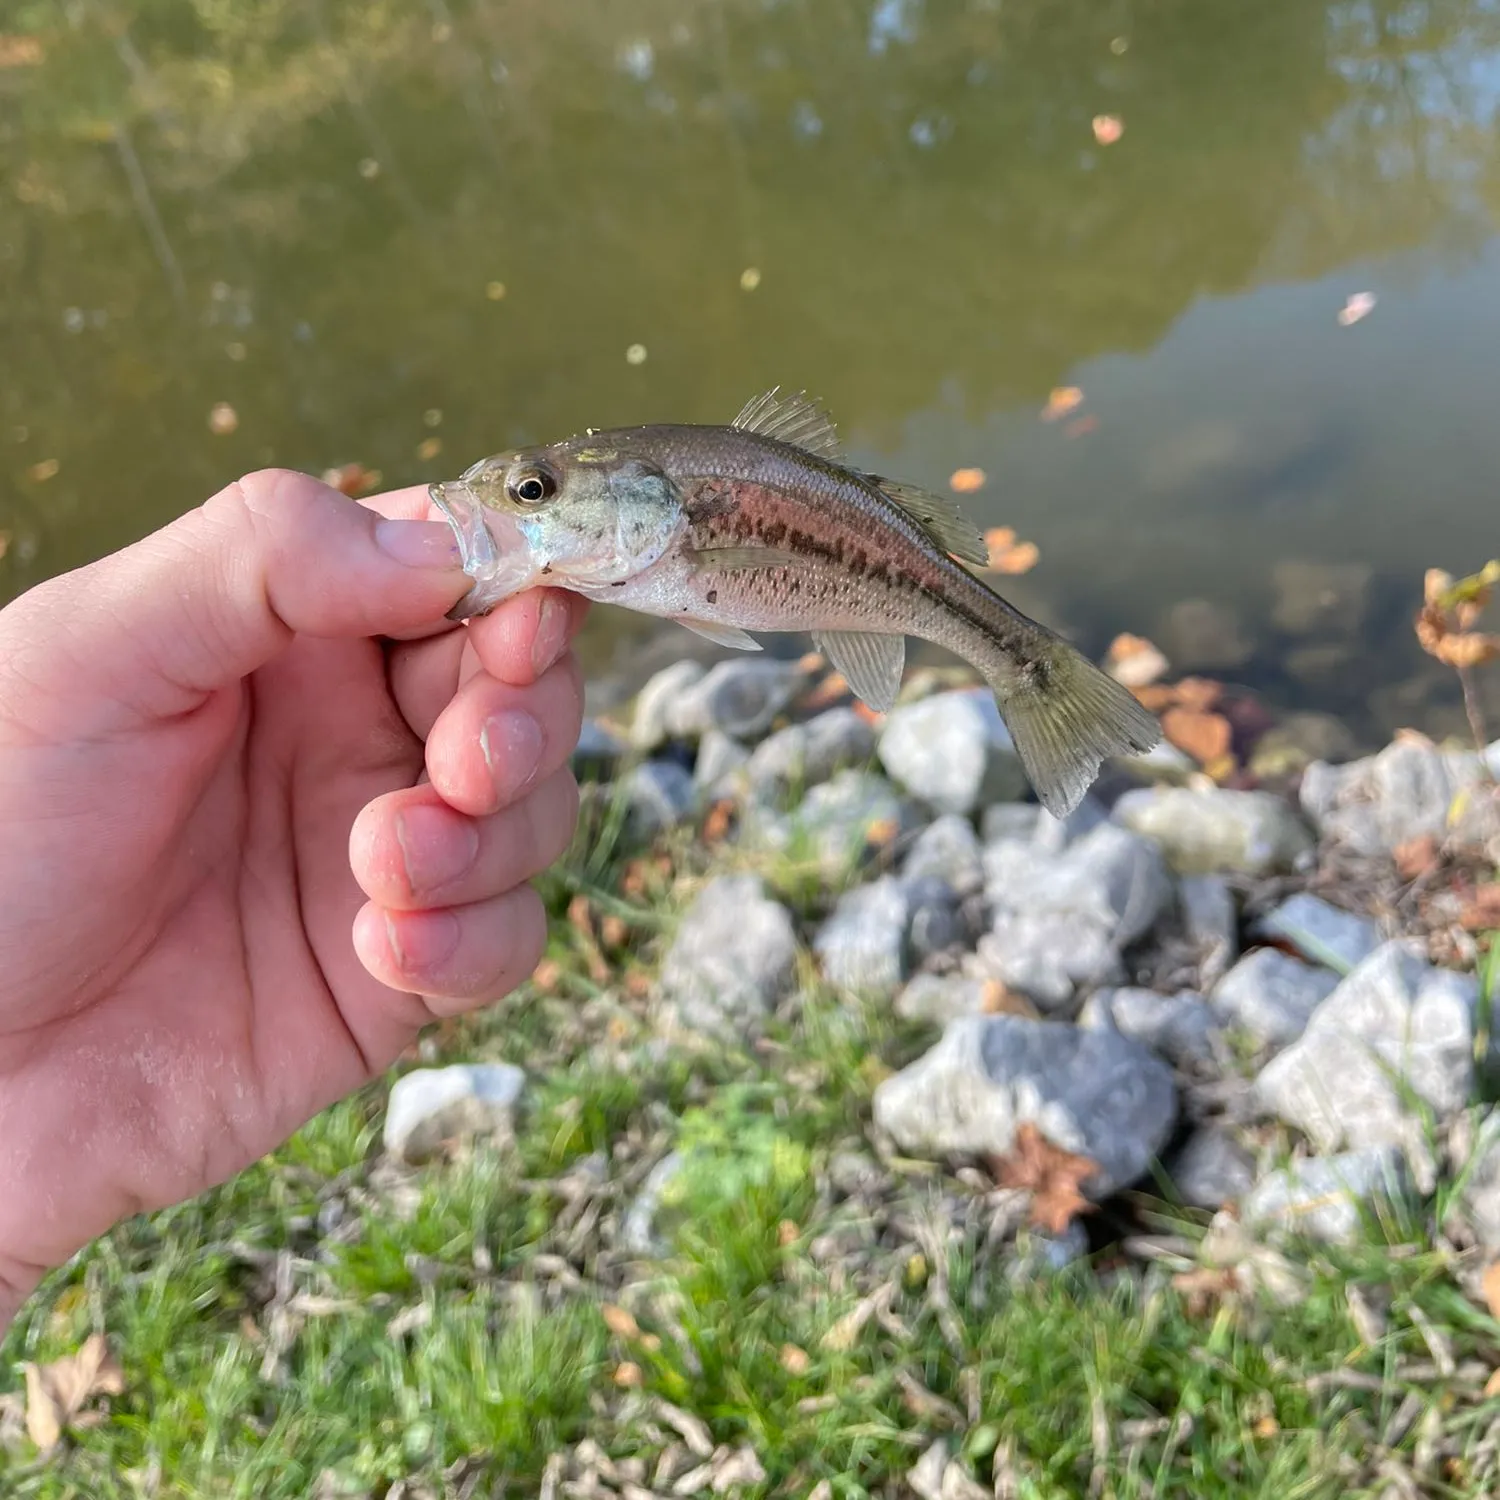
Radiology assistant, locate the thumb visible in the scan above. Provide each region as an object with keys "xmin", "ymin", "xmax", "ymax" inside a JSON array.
[{"xmin": 6, "ymin": 468, "xmax": 471, "ymax": 727}]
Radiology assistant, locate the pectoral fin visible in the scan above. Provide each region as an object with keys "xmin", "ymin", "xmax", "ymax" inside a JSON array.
[{"xmin": 675, "ymin": 617, "xmax": 763, "ymax": 651}]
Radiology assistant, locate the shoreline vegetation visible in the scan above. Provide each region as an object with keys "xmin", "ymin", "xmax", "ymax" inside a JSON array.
[{"xmin": 3, "ymin": 562, "xmax": 1500, "ymax": 1499}]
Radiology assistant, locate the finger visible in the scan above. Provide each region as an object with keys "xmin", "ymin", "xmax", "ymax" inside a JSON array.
[
  {"xmin": 351, "ymin": 884, "xmax": 547, "ymax": 1013},
  {"xmin": 387, "ymin": 629, "xmax": 468, "ymax": 742},
  {"xmin": 9, "ymin": 469, "xmax": 472, "ymax": 730},
  {"xmin": 424, "ymin": 653, "xmax": 584, "ymax": 815},
  {"xmin": 349, "ymin": 766, "xmax": 579, "ymax": 911},
  {"xmin": 464, "ymin": 589, "xmax": 591, "ymax": 687}
]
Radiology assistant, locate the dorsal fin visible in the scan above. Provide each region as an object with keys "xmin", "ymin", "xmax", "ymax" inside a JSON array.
[
  {"xmin": 731, "ymin": 386, "xmax": 841, "ymax": 458},
  {"xmin": 864, "ymin": 475, "xmax": 990, "ymax": 567}
]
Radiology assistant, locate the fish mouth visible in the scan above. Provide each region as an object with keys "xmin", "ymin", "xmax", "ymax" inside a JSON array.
[{"xmin": 428, "ymin": 479, "xmax": 539, "ymax": 621}]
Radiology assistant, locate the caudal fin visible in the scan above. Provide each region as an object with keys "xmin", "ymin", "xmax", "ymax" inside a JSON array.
[{"xmin": 986, "ymin": 639, "xmax": 1162, "ymax": 818}]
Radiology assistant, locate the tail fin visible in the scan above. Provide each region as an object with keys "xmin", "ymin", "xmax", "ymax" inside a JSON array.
[{"xmin": 985, "ymin": 638, "xmax": 1162, "ymax": 818}]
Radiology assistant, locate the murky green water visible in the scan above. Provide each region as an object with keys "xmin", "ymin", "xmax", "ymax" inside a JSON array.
[{"xmin": 4, "ymin": 0, "xmax": 1500, "ymax": 744}]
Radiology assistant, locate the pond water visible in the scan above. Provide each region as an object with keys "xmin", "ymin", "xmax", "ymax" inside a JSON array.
[{"xmin": 4, "ymin": 0, "xmax": 1500, "ymax": 745}]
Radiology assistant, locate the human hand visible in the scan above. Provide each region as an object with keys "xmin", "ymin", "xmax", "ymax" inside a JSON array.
[{"xmin": 0, "ymin": 468, "xmax": 587, "ymax": 1331}]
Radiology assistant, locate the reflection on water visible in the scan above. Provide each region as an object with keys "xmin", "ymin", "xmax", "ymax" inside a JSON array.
[{"xmin": 4, "ymin": 0, "xmax": 1500, "ymax": 743}]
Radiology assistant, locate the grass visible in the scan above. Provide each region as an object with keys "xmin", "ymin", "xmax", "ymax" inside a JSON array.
[{"xmin": 4, "ymin": 808, "xmax": 1500, "ymax": 1498}]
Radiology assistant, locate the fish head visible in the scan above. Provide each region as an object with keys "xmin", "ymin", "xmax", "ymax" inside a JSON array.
[{"xmin": 431, "ymin": 437, "xmax": 686, "ymax": 619}]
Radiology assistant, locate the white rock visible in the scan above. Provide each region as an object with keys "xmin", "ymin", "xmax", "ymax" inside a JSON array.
[
  {"xmin": 745, "ymin": 769, "xmax": 912, "ymax": 875},
  {"xmin": 1079, "ymin": 987, "xmax": 1224, "ymax": 1070},
  {"xmin": 665, "ymin": 658, "xmax": 808, "ymax": 740},
  {"xmin": 1210, "ymin": 949, "xmax": 1340, "ymax": 1050},
  {"xmin": 872, "ymin": 1014, "xmax": 1178, "ymax": 1197},
  {"xmin": 631, "ymin": 660, "xmax": 706, "ymax": 749},
  {"xmin": 746, "ymin": 707, "xmax": 876, "ymax": 794},
  {"xmin": 815, "ymin": 877, "xmax": 911, "ymax": 995},
  {"xmin": 1243, "ymin": 1147, "xmax": 1412, "ymax": 1244},
  {"xmin": 1112, "ymin": 786, "xmax": 1315, "ymax": 875},
  {"xmin": 877, "ymin": 688, "xmax": 1027, "ymax": 815},
  {"xmin": 1179, "ymin": 874, "xmax": 1238, "ymax": 989},
  {"xmin": 383, "ymin": 1063, "xmax": 525, "ymax": 1164},
  {"xmin": 980, "ymin": 803, "xmax": 1042, "ymax": 845},
  {"xmin": 1253, "ymin": 941, "xmax": 1480, "ymax": 1169},
  {"xmin": 894, "ymin": 973, "xmax": 994, "ymax": 1024},
  {"xmin": 659, "ymin": 874, "xmax": 798, "ymax": 1037},
  {"xmin": 1254, "ymin": 892, "xmax": 1381, "ymax": 975},
  {"xmin": 621, "ymin": 760, "xmax": 696, "ymax": 839},
  {"xmin": 1033, "ymin": 794, "xmax": 1108, "ymax": 854},
  {"xmin": 976, "ymin": 911, "xmax": 1125, "ymax": 1013},
  {"xmin": 693, "ymin": 729, "xmax": 750, "ymax": 799},
  {"xmin": 902, "ymin": 814, "xmax": 985, "ymax": 896}
]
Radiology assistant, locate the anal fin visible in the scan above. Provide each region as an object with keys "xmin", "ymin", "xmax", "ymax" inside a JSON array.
[{"xmin": 813, "ymin": 630, "xmax": 905, "ymax": 712}]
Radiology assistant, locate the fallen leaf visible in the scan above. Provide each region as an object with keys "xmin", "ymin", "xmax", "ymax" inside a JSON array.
[
  {"xmin": 1482, "ymin": 1261, "xmax": 1500, "ymax": 1321},
  {"xmin": 0, "ymin": 35, "xmax": 44, "ymax": 68},
  {"xmin": 22, "ymin": 1334, "xmax": 125, "ymax": 1452},
  {"xmin": 949, "ymin": 467, "xmax": 986, "ymax": 493},
  {"xmin": 416, "ymin": 436, "xmax": 443, "ymax": 461},
  {"xmin": 983, "ymin": 527, "xmax": 1040, "ymax": 574},
  {"xmin": 1252, "ymin": 1414, "xmax": 1280, "ymax": 1439},
  {"xmin": 612, "ymin": 1361, "xmax": 643, "ymax": 1387},
  {"xmin": 1161, "ymin": 706, "xmax": 1232, "ymax": 765},
  {"xmin": 320, "ymin": 463, "xmax": 381, "ymax": 497},
  {"xmin": 1105, "ymin": 633, "xmax": 1169, "ymax": 689},
  {"xmin": 1337, "ymin": 291, "xmax": 1377, "ymax": 326},
  {"xmin": 1173, "ymin": 676, "xmax": 1225, "ymax": 711},
  {"xmin": 980, "ymin": 980, "xmax": 1039, "ymax": 1018},
  {"xmin": 1461, "ymin": 885, "xmax": 1500, "ymax": 933},
  {"xmin": 1393, "ymin": 835, "xmax": 1441, "ymax": 881},
  {"xmin": 601, "ymin": 913, "xmax": 629, "ymax": 948},
  {"xmin": 779, "ymin": 1344, "xmax": 810, "ymax": 1376},
  {"xmin": 1172, "ymin": 1266, "xmax": 1241, "ymax": 1318},
  {"xmin": 739, "ymin": 266, "xmax": 762, "ymax": 292},
  {"xmin": 1041, "ymin": 386, "xmax": 1084, "ymax": 422},
  {"xmin": 26, "ymin": 458, "xmax": 59, "ymax": 483},
  {"xmin": 702, "ymin": 799, "xmax": 735, "ymax": 845},
  {"xmin": 990, "ymin": 1122, "xmax": 1099, "ymax": 1233},
  {"xmin": 866, "ymin": 816, "xmax": 900, "ymax": 847},
  {"xmin": 1131, "ymin": 684, "xmax": 1180, "ymax": 713},
  {"xmin": 1064, "ymin": 414, "xmax": 1098, "ymax": 439},
  {"xmin": 601, "ymin": 1303, "xmax": 641, "ymax": 1340},
  {"xmin": 1091, "ymin": 114, "xmax": 1124, "ymax": 145}
]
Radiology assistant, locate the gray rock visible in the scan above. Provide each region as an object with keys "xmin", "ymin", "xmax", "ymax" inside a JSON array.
[
  {"xmin": 1254, "ymin": 941, "xmax": 1480, "ymax": 1165},
  {"xmin": 872, "ymin": 1014, "xmax": 1178, "ymax": 1197},
  {"xmin": 1112, "ymin": 786, "xmax": 1315, "ymax": 875},
  {"xmin": 982, "ymin": 838, "xmax": 1059, "ymax": 908},
  {"xmin": 895, "ymin": 973, "xmax": 994, "ymax": 1025},
  {"xmin": 745, "ymin": 769, "xmax": 912, "ymax": 874},
  {"xmin": 1117, "ymin": 739, "xmax": 1198, "ymax": 784},
  {"xmin": 1166, "ymin": 1127, "xmax": 1256, "ymax": 1209},
  {"xmin": 901, "ymin": 873, "xmax": 968, "ymax": 962},
  {"xmin": 877, "ymin": 688, "xmax": 1027, "ymax": 814},
  {"xmin": 1454, "ymin": 1110, "xmax": 1500, "ymax": 1251},
  {"xmin": 1161, "ymin": 596, "xmax": 1255, "ymax": 670},
  {"xmin": 666, "ymin": 658, "xmax": 808, "ymax": 741},
  {"xmin": 621, "ymin": 759, "xmax": 696, "ymax": 840},
  {"xmin": 659, "ymin": 874, "xmax": 798, "ymax": 1036},
  {"xmin": 631, "ymin": 660, "xmax": 706, "ymax": 749},
  {"xmin": 1254, "ymin": 892, "xmax": 1381, "ymax": 975},
  {"xmin": 384, "ymin": 1063, "xmax": 525, "ymax": 1164},
  {"xmin": 1270, "ymin": 558, "xmax": 1371, "ymax": 637},
  {"xmin": 976, "ymin": 911, "xmax": 1125, "ymax": 1013},
  {"xmin": 1243, "ymin": 1147, "xmax": 1412, "ymax": 1244},
  {"xmin": 1210, "ymin": 949, "xmax": 1340, "ymax": 1050},
  {"xmin": 1010, "ymin": 1221, "xmax": 1092, "ymax": 1278},
  {"xmin": 1079, "ymin": 987, "xmax": 1224, "ymax": 1071},
  {"xmin": 1179, "ymin": 874, "xmax": 1238, "ymax": 989},
  {"xmin": 745, "ymin": 707, "xmax": 875, "ymax": 795},
  {"xmin": 573, "ymin": 718, "xmax": 627, "ymax": 770},
  {"xmin": 981, "ymin": 803, "xmax": 1042, "ymax": 844},
  {"xmin": 815, "ymin": 876, "xmax": 911, "ymax": 995},
  {"xmin": 902, "ymin": 814, "xmax": 985, "ymax": 896},
  {"xmin": 693, "ymin": 729, "xmax": 750, "ymax": 799},
  {"xmin": 1034, "ymin": 794, "xmax": 1108, "ymax": 854},
  {"xmin": 619, "ymin": 1151, "xmax": 684, "ymax": 1256}
]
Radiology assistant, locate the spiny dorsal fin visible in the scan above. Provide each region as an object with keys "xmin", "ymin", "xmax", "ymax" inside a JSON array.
[
  {"xmin": 731, "ymin": 386, "xmax": 841, "ymax": 458},
  {"xmin": 865, "ymin": 476, "xmax": 990, "ymax": 567}
]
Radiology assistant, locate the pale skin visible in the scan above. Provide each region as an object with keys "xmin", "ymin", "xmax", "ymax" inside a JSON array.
[{"xmin": 0, "ymin": 468, "xmax": 589, "ymax": 1337}]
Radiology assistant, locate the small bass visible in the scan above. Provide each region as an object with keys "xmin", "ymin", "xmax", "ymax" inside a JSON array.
[{"xmin": 430, "ymin": 388, "xmax": 1160, "ymax": 816}]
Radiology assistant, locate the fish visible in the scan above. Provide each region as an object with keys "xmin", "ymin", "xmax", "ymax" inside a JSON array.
[{"xmin": 429, "ymin": 388, "xmax": 1161, "ymax": 816}]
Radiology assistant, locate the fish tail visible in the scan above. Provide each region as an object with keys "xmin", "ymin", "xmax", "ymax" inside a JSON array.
[{"xmin": 981, "ymin": 630, "xmax": 1162, "ymax": 818}]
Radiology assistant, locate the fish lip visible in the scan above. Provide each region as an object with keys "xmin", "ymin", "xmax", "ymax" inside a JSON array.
[{"xmin": 429, "ymin": 479, "xmax": 505, "ymax": 621}]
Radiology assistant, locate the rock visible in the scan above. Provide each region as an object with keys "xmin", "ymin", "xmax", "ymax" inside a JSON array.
[
  {"xmin": 659, "ymin": 875, "xmax": 798, "ymax": 1037},
  {"xmin": 621, "ymin": 760, "xmax": 696, "ymax": 840},
  {"xmin": 383, "ymin": 1063, "xmax": 525, "ymax": 1164},
  {"xmin": 901, "ymin": 873, "xmax": 968, "ymax": 962},
  {"xmin": 1179, "ymin": 874, "xmax": 1238, "ymax": 989},
  {"xmin": 693, "ymin": 729, "xmax": 750, "ymax": 798},
  {"xmin": 1160, "ymin": 597, "xmax": 1254, "ymax": 670},
  {"xmin": 631, "ymin": 660, "xmax": 705, "ymax": 749},
  {"xmin": 573, "ymin": 718, "xmax": 627, "ymax": 771},
  {"xmin": 1079, "ymin": 988, "xmax": 1224, "ymax": 1071},
  {"xmin": 1285, "ymin": 642, "xmax": 1353, "ymax": 687},
  {"xmin": 1165, "ymin": 1127, "xmax": 1256, "ymax": 1209},
  {"xmin": 1010, "ymin": 1221, "xmax": 1092, "ymax": 1278},
  {"xmin": 877, "ymin": 688, "xmax": 1027, "ymax": 814},
  {"xmin": 1253, "ymin": 941, "xmax": 1480, "ymax": 1168},
  {"xmin": 619, "ymin": 1151, "xmax": 684, "ymax": 1256},
  {"xmin": 872, "ymin": 1014, "xmax": 1178, "ymax": 1197},
  {"xmin": 1112, "ymin": 786, "xmax": 1315, "ymax": 875},
  {"xmin": 1242, "ymin": 1147, "xmax": 1411, "ymax": 1244},
  {"xmin": 745, "ymin": 769, "xmax": 913, "ymax": 874},
  {"xmin": 981, "ymin": 838, "xmax": 1058, "ymax": 906},
  {"xmin": 666, "ymin": 658, "xmax": 808, "ymax": 741},
  {"xmin": 1300, "ymin": 738, "xmax": 1500, "ymax": 857},
  {"xmin": 1254, "ymin": 893, "xmax": 1381, "ymax": 975},
  {"xmin": 815, "ymin": 877, "xmax": 911, "ymax": 995},
  {"xmin": 1209, "ymin": 949, "xmax": 1339, "ymax": 1049},
  {"xmin": 1033, "ymin": 794, "xmax": 1108, "ymax": 854},
  {"xmin": 976, "ymin": 911, "xmax": 1125, "ymax": 1013},
  {"xmin": 1270, "ymin": 558, "xmax": 1371, "ymax": 636},
  {"xmin": 895, "ymin": 973, "xmax": 994, "ymax": 1025},
  {"xmin": 1117, "ymin": 740, "xmax": 1198, "ymax": 784},
  {"xmin": 745, "ymin": 707, "xmax": 876, "ymax": 795},
  {"xmin": 902, "ymin": 814, "xmax": 984, "ymax": 896},
  {"xmin": 1247, "ymin": 714, "xmax": 1357, "ymax": 781},
  {"xmin": 1453, "ymin": 1110, "xmax": 1500, "ymax": 1251},
  {"xmin": 980, "ymin": 803, "xmax": 1042, "ymax": 844}
]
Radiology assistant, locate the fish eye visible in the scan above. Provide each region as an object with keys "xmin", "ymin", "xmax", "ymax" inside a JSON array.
[{"xmin": 507, "ymin": 466, "xmax": 557, "ymax": 505}]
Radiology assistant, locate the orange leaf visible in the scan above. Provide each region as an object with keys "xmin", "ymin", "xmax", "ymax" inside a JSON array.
[
  {"xmin": 702, "ymin": 799, "xmax": 735, "ymax": 844},
  {"xmin": 1105, "ymin": 633, "xmax": 1168, "ymax": 689},
  {"xmin": 321, "ymin": 462, "xmax": 382, "ymax": 497},
  {"xmin": 1091, "ymin": 114, "xmax": 1123, "ymax": 145},
  {"xmin": 1483, "ymin": 1261, "xmax": 1500, "ymax": 1321},
  {"xmin": 1040, "ymin": 386, "xmax": 1084, "ymax": 422},
  {"xmin": 984, "ymin": 527, "xmax": 1040, "ymax": 574},
  {"xmin": 949, "ymin": 467, "xmax": 986, "ymax": 493},
  {"xmin": 1393, "ymin": 835, "xmax": 1440, "ymax": 881},
  {"xmin": 980, "ymin": 979, "xmax": 1039, "ymax": 1018},
  {"xmin": 990, "ymin": 1123, "xmax": 1099, "ymax": 1233},
  {"xmin": 601, "ymin": 1303, "xmax": 641, "ymax": 1340},
  {"xmin": 1172, "ymin": 677, "xmax": 1224, "ymax": 711},
  {"xmin": 1161, "ymin": 706, "xmax": 1232, "ymax": 765},
  {"xmin": 1461, "ymin": 885, "xmax": 1500, "ymax": 933},
  {"xmin": 1131, "ymin": 684, "xmax": 1179, "ymax": 713},
  {"xmin": 1435, "ymin": 633, "xmax": 1500, "ymax": 669},
  {"xmin": 0, "ymin": 35, "xmax": 44, "ymax": 68}
]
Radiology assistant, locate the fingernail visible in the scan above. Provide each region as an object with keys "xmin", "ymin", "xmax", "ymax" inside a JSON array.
[
  {"xmin": 375, "ymin": 518, "xmax": 464, "ymax": 569},
  {"xmin": 385, "ymin": 908, "xmax": 460, "ymax": 975},
  {"xmin": 531, "ymin": 592, "xmax": 572, "ymax": 678},
  {"xmin": 395, "ymin": 804, "xmax": 479, "ymax": 897},
  {"xmin": 480, "ymin": 708, "xmax": 544, "ymax": 804}
]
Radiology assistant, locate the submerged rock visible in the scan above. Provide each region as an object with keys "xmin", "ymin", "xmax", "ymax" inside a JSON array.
[
  {"xmin": 871, "ymin": 1014, "xmax": 1178, "ymax": 1197},
  {"xmin": 383, "ymin": 1063, "xmax": 525, "ymax": 1165},
  {"xmin": 877, "ymin": 688, "xmax": 1027, "ymax": 814},
  {"xmin": 1242, "ymin": 1147, "xmax": 1412, "ymax": 1245},
  {"xmin": 1210, "ymin": 949, "xmax": 1340, "ymax": 1050},
  {"xmin": 1113, "ymin": 786, "xmax": 1315, "ymax": 876}
]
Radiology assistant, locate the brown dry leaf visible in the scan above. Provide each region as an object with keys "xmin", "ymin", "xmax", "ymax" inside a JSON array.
[
  {"xmin": 1105, "ymin": 633, "xmax": 1169, "ymax": 688},
  {"xmin": 866, "ymin": 816, "xmax": 900, "ymax": 847},
  {"xmin": 990, "ymin": 1123, "xmax": 1099, "ymax": 1234},
  {"xmin": 601, "ymin": 1303, "xmax": 641, "ymax": 1340},
  {"xmin": 1132, "ymin": 683, "xmax": 1179, "ymax": 713},
  {"xmin": 1091, "ymin": 114, "xmax": 1124, "ymax": 145},
  {"xmin": 949, "ymin": 467, "xmax": 986, "ymax": 493},
  {"xmin": 1172, "ymin": 1266, "xmax": 1240, "ymax": 1319},
  {"xmin": 530, "ymin": 957, "xmax": 562, "ymax": 993},
  {"xmin": 1252, "ymin": 1415, "xmax": 1280, "ymax": 1439},
  {"xmin": 22, "ymin": 1334, "xmax": 125, "ymax": 1452},
  {"xmin": 600, "ymin": 913, "xmax": 629, "ymax": 949},
  {"xmin": 1064, "ymin": 414, "xmax": 1099, "ymax": 439},
  {"xmin": 1172, "ymin": 676, "xmax": 1224, "ymax": 711},
  {"xmin": 26, "ymin": 458, "xmax": 59, "ymax": 483},
  {"xmin": 1393, "ymin": 835, "xmax": 1441, "ymax": 881},
  {"xmin": 980, "ymin": 980, "xmax": 1039, "ymax": 1018},
  {"xmin": 779, "ymin": 1344, "xmax": 811, "ymax": 1376},
  {"xmin": 0, "ymin": 35, "xmax": 44, "ymax": 68},
  {"xmin": 321, "ymin": 462, "xmax": 382, "ymax": 497},
  {"xmin": 983, "ymin": 527, "xmax": 1040, "ymax": 575},
  {"xmin": 1161, "ymin": 706, "xmax": 1232, "ymax": 766},
  {"xmin": 416, "ymin": 436, "xmax": 443, "ymax": 462},
  {"xmin": 1041, "ymin": 387, "xmax": 1084, "ymax": 422},
  {"xmin": 702, "ymin": 799, "xmax": 735, "ymax": 845},
  {"xmin": 612, "ymin": 1361, "xmax": 643, "ymax": 1388},
  {"xmin": 1482, "ymin": 1261, "xmax": 1500, "ymax": 1321},
  {"xmin": 1461, "ymin": 885, "xmax": 1500, "ymax": 933},
  {"xmin": 566, "ymin": 895, "xmax": 610, "ymax": 982}
]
